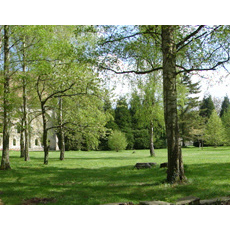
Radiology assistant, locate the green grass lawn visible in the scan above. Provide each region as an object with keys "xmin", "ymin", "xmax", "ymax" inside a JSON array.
[{"xmin": 0, "ymin": 146, "xmax": 230, "ymax": 205}]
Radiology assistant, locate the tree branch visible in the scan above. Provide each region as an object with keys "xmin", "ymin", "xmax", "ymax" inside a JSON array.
[
  {"xmin": 176, "ymin": 54, "xmax": 230, "ymax": 74},
  {"xmin": 100, "ymin": 31, "xmax": 160, "ymax": 46},
  {"xmin": 176, "ymin": 25, "xmax": 205, "ymax": 50},
  {"xmin": 100, "ymin": 65, "xmax": 162, "ymax": 75},
  {"xmin": 42, "ymin": 82, "xmax": 76, "ymax": 105}
]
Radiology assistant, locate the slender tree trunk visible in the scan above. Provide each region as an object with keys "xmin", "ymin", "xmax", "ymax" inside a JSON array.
[
  {"xmin": 182, "ymin": 139, "xmax": 186, "ymax": 148},
  {"xmin": 20, "ymin": 118, "xmax": 25, "ymax": 158},
  {"xmin": 22, "ymin": 38, "xmax": 29, "ymax": 161},
  {"xmin": 161, "ymin": 26, "xmax": 186, "ymax": 183},
  {"xmin": 58, "ymin": 97, "xmax": 65, "ymax": 160},
  {"xmin": 41, "ymin": 104, "xmax": 49, "ymax": 165},
  {"xmin": 1, "ymin": 25, "xmax": 11, "ymax": 170},
  {"xmin": 149, "ymin": 121, "xmax": 155, "ymax": 157},
  {"xmin": 23, "ymin": 80, "xmax": 30, "ymax": 161}
]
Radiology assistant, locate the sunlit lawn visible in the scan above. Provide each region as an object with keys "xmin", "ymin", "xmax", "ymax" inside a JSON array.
[{"xmin": 0, "ymin": 146, "xmax": 230, "ymax": 204}]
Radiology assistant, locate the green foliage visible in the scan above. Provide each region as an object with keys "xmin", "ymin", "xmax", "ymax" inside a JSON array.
[
  {"xmin": 114, "ymin": 97, "xmax": 132, "ymax": 130},
  {"xmin": 177, "ymin": 74, "xmax": 202, "ymax": 145},
  {"xmin": 133, "ymin": 129, "xmax": 149, "ymax": 149},
  {"xmin": 129, "ymin": 73, "xmax": 165, "ymax": 152},
  {"xmin": 123, "ymin": 127, "xmax": 134, "ymax": 149},
  {"xmin": 108, "ymin": 130, "xmax": 128, "ymax": 152},
  {"xmin": 199, "ymin": 95, "xmax": 215, "ymax": 119},
  {"xmin": 220, "ymin": 95, "xmax": 230, "ymax": 118},
  {"xmin": 204, "ymin": 110, "xmax": 226, "ymax": 147},
  {"xmin": 114, "ymin": 97, "xmax": 134, "ymax": 149},
  {"xmin": 62, "ymin": 93, "xmax": 109, "ymax": 151},
  {"xmin": 221, "ymin": 108, "xmax": 230, "ymax": 144}
]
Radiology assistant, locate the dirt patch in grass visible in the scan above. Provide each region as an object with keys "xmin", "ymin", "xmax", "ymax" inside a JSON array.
[{"xmin": 22, "ymin": 197, "xmax": 56, "ymax": 205}]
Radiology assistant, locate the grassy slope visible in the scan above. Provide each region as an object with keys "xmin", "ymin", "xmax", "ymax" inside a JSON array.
[{"xmin": 0, "ymin": 146, "xmax": 230, "ymax": 205}]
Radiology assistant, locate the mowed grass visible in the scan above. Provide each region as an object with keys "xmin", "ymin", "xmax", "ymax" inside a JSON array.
[{"xmin": 0, "ymin": 146, "xmax": 230, "ymax": 205}]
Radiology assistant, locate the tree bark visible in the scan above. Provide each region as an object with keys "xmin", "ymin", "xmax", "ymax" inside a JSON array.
[
  {"xmin": 41, "ymin": 104, "xmax": 49, "ymax": 165},
  {"xmin": 149, "ymin": 122, "xmax": 155, "ymax": 157},
  {"xmin": 1, "ymin": 25, "xmax": 11, "ymax": 170},
  {"xmin": 161, "ymin": 26, "xmax": 186, "ymax": 183},
  {"xmin": 58, "ymin": 97, "xmax": 65, "ymax": 160},
  {"xmin": 20, "ymin": 118, "xmax": 25, "ymax": 158},
  {"xmin": 22, "ymin": 38, "xmax": 30, "ymax": 161}
]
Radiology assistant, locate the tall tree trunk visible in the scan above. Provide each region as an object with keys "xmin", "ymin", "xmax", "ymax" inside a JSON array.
[
  {"xmin": 20, "ymin": 117, "xmax": 25, "ymax": 158},
  {"xmin": 1, "ymin": 25, "xmax": 11, "ymax": 170},
  {"xmin": 161, "ymin": 26, "xmax": 186, "ymax": 183},
  {"xmin": 149, "ymin": 121, "xmax": 155, "ymax": 157},
  {"xmin": 41, "ymin": 104, "xmax": 49, "ymax": 165},
  {"xmin": 23, "ymin": 79, "xmax": 30, "ymax": 161},
  {"xmin": 58, "ymin": 97, "xmax": 65, "ymax": 160},
  {"xmin": 22, "ymin": 38, "xmax": 30, "ymax": 161}
]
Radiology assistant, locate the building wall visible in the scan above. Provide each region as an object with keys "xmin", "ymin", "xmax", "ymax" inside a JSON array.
[{"xmin": 0, "ymin": 112, "xmax": 59, "ymax": 151}]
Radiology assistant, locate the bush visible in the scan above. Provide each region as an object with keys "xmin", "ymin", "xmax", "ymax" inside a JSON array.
[{"xmin": 108, "ymin": 130, "xmax": 128, "ymax": 152}]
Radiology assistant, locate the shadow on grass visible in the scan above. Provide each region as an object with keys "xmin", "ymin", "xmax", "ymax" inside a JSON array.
[{"xmin": 0, "ymin": 162, "xmax": 230, "ymax": 205}]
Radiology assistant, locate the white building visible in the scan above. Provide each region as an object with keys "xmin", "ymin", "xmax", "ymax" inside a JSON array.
[{"xmin": 0, "ymin": 112, "xmax": 59, "ymax": 151}]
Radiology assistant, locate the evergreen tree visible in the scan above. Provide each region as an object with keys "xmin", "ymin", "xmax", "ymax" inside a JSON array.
[
  {"xmin": 220, "ymin": 95, "xmax": 230, "ymax": 118},
  {"xmin": 178, "ymin": 74, "xmax": 202, "ymax": 146},
  {"xmin": 114, "ymin": 97, "xmax": 134, "ymax": 149},
  {"xmin": 221, "ymin": 108, "xmax": 230, "ymax": 145},
  {"xmin": 199, "ymin": 95, "xmax": 215, "ymax": 119},
  {"xmin": 115, "ymin": 97, "xmax": 132, "ymax": 130}
]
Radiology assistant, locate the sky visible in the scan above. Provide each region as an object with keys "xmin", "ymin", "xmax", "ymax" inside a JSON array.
[
  {"xmin": 192, "ymin": 70, "xmax": 230, "ymax": 100},
  {"xmin": 109, "ymin": 70, "xmax": 230, "ymax": 104}
]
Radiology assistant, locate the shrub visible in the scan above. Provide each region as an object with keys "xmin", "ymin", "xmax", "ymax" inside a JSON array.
[{"xmin": 108, "ymin": 130, "xmax": 128, "ymax": 152}]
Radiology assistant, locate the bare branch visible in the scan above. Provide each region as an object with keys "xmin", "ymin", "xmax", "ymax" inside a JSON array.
[
  {"xmin": 100, "ymin": 65, "xmax": 162, "ymax": 75},
  {"xmin": 176, "ymin": 25, "xmax": 205, "ymax": 50},
  {"xmin": 100, "ymin": 31, "xmax": 160, "ymax": 46},
  {"xmin": 176, "ymin": 54, "xmax": 230, "ymax": 75}
]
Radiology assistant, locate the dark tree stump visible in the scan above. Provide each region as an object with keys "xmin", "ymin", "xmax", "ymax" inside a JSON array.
[{"xmin": 160, "ymin": 162, "xmax": 168, "ymax": 168}]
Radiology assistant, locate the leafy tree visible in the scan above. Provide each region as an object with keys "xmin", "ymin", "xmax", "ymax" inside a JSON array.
[
  {"xmin": 0, "ymin": 25, "xmax": 11, "ymax": 170},
  {"xmin": 60, "ymin": 91, "xmax": 109, "ymax": 152},
  {"xmin": 130, "ymin": 73, "xmax": 164, "ymax": 156},
  {"xmin": 98, "ymin": 25, "xmax": 230, "ymax": 183},
  {"xmin": 204, "ymin": 110, "xmax": 226, "ymax": 147},
  {"xmin": 220, "ymin": 95, "xmax": 230, "ymax": 118},
  {"xmin": 108, "ymin": 130, "xmax": 128, "ymax": 151}
]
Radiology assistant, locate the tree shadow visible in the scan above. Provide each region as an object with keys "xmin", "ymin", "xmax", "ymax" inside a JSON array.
[{"xmin": 0, "ymin": 162, "xmax": 230, "ymax": 204}]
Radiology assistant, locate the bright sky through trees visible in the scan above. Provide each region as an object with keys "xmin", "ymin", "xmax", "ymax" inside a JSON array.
[
  {"xmin": 192, "ymin": 70, "xmax": 230, "ymax": 99},
  {"xmin": 106, "ymin": 71, "xmax": 230, "ymax": 102}
]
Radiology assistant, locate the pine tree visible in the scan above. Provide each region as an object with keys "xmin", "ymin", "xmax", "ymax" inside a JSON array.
[
  {"xmin": 221, "ymin": 108, "xmax": 230, "ymax": 144},
  {"xmin": 178, "ymin": 74, "xmax": 201, "ymax": 146},
  {"xmin": 114, "ymin": 97, "xmax": 134, "ymax": 149},
  {"xmin": 220, "ymin": 95, "xmax": 230, "ymax": 118},
  {"xmin": 199, "ymin": 95, "xmax": 215, "ymax": 119}
]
